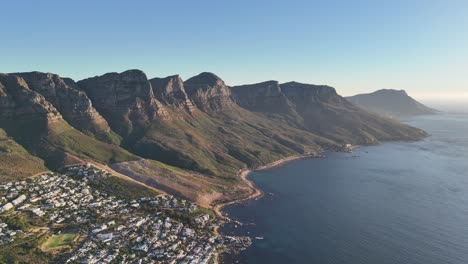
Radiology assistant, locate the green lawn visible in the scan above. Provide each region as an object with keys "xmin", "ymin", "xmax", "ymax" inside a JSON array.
[{"xmin": 42, "ymin": 233, "xmax": 75, "ymax": 250}]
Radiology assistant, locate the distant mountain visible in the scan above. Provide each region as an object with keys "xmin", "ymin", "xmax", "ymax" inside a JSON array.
[
  {"xmin": 0, "ymin": 70, "xmax": 428, "ymax": 205},
  {"xmin": 346, "ymin": 89, "xmax": 437, "ymax": 118}
]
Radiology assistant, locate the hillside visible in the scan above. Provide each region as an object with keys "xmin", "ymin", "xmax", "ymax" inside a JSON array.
[
  {"xmin": 0, "ymin": 73, "xmax": 136, "ymax": 170},
  {"xmin": 0, "ymin": 70, "xmax": 428, "ymax": 205},
  {"xmin": 346, "ymin": 89, "xmax": 437, "ymax": 118},
  {"xmin": 0, "ymin": 128, "xmax": 47, "ymax": 182}
]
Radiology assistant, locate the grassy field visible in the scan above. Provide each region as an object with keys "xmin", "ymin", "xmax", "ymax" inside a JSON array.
[
  {"xmin": 0, "ymin": 213, "xmax": 52, "ymax": 263},
  {"xmin": 41, "ymin": 233, "xmax": 76, "ymax": 251}
]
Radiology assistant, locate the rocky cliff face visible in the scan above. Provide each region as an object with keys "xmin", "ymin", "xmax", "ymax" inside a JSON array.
[
  {"xmin": 280, "ymin": 82, "xmax": 427, "ymax": 143},
  {"xmin": 0, "ymin": 74, "xmax": 61, "ymax": 122},
  {"xmin": 281, "ymin": 82, "xmax": 346, "ymax": 107},
  {"xmin": 0, "ymin": 69, "xmax": 429, "ymax": 205},
  {"xmin": 12, "ymin": 72, "xmax": 112, "ymax": 136},
  {"xmin": 77, "ymin": 70, "xmax": 167, "ymax": 139},
  {"xmin": 231, "ymin": 81, "xmax": 298, "ymax": 116},
  {"xmin": 184, "ymin": 72, "xmax": 234, "ymax": 112},
  {"xmin": 0, "ymin": 73, "xmax": 64, "ymax": 153},
  {"xmin": 149, "ymin": 75, "xmax": 196, "ymax": 113}
]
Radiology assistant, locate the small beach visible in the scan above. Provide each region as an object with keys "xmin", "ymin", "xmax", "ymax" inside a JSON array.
[{"xmin": 214, "ymin": 153, "xmax": 319, "ymax": 221}]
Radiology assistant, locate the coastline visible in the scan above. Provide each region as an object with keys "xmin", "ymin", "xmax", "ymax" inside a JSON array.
[
  {"xmin": 211, "ymin": 153, "xmax": 319, "ymax": 263},
  {"xmin": 213, "ymin": 153, "xmax": 319, "ymax": 220}
]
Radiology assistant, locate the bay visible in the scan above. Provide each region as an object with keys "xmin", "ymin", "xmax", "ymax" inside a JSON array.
[{"xmin": 221, "ymin": 113, "xmax": 468, "ymax": 264}]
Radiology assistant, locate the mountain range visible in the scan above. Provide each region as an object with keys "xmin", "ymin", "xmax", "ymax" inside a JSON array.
[
  {"xmin": 0, "ymin": 70, "xmax": 428, "ymax": 206},
  {"xmin": 347, "ymin": 89, "xmax": 437, "ymax": 118}
]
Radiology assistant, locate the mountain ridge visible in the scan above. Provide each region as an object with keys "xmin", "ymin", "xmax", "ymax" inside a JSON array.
[{"xmin": 0, "ymin": 70, "xmax": 428, "ymax": 205}]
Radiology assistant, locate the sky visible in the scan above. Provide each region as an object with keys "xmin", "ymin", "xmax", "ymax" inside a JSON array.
[{"xmin": 1, "ymin": 0, "xmax": 467, "ymax": 100}]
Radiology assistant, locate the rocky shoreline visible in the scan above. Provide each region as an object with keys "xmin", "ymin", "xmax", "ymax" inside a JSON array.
[
  {"xmin": 214, "ymin": 152, "xmax": 320, "ymax": 219},
  {"xmin": 211, "ymin": 153, "xmax": 322, "ymax": 263}
]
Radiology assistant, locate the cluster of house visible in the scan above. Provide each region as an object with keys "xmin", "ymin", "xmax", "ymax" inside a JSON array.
[
  {"xmin": 0, "ymin": 222, "xmax": 17, "ymax": 246},
  {"xmin": 0, "ymin": 163, "xmax": 252, "ymax": 263},
  {"xmin": 67, "ymin": 214, "xmax": 222, "ymax": 264}
]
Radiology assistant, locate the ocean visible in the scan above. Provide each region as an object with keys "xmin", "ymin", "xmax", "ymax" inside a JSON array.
[{"xmin": 221, "ymin": 113, "xmax": 468, "ymax": 264}]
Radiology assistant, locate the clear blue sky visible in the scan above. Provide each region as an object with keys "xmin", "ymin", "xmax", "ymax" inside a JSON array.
[{"xmin": 1, "ymin": 0, "xmax": 467, "ymax": 99}]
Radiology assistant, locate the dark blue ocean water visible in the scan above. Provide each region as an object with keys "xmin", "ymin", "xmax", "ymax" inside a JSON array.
[{"xmin": 221, "ymin": 113, "xmax": 468, "ymax": 264}]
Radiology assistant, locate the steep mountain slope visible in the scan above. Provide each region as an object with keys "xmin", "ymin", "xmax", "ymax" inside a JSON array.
[
  {"xmin": 184, "ymin": 72, "xmax": 234, "ymax": 112},
  {"xmin": 149, "ymin": 75, "xmax": 196, "ymax": 113},
  {"xmin": 77, "ymin": 70, "xmax": 167, "ymax": 142},
  {"xmin": 0, "ymin": 73, "xmax": 136, "ymax": 170},
  {"xmin": 0, "ymin": 128, "xmax": 46, "ymax": 182},
  {"xmin": 131, "ymin": 73, "xmax": 331, "ymax": 178},
  {"xmin": 280, "ymin": 82, "xmax": 427, "ymax": 143},
  {"xmin": 346, "ymin": 89, "xmax": 437, "ymax": 117},
  {"xmin": 231, "ymin": 81, "xmax": 427, "ymax": 143},
  {"xmin": 12, "ymin": 72, "xmax": 121, "ymax": 144},
  {"xmin": 118, "ymin": 73, "xmax": 426, "ymax": 205},
  {"xmin": 0, "ymin": 69, "xmax": 429, "ymax": 206},
  {"xmin": 231, "ymin": 81, "xmax": 301, "ymax": 124}
]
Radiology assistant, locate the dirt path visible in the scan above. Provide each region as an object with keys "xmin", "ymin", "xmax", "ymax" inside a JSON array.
[
  {"xmin": 62, "ymin": 161, "xmax": 165, "ymax": 195},
  {"xmin": 93, "ymin": 162, "xmax": 166, "ymax": 194}
]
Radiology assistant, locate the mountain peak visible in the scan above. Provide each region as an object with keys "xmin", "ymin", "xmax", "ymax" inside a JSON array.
[
  {"xmin": 374, "ymin": 89, "xmax": 408, "ymax": 96},
  {"xmin": 77, "ymin": 70, "xmax": 165, "ymax": 137},
  {"xmin": 11, "ymin": 71, "xmax": 113, "ymax": 139},
  {"xmin": 120, "ymin": 69, "xmax": 147, "ymax": 78},
  {"xmin": 85, "ymin": 69, "xmax": 149, "ymax": 84},
  {"xmin": 149, "ymin": 75, "xmax": 195, "ymax": 112},
  {"xmin": 280, "ymin": 82, "xmax": 338, "ymax": 99},
  {"xmin": 184, "ymin": 72, "xmax": 224, "ymax": 86},
  {"xmin": 183, "ymin": 72, "xmax": 233, "ymax": 112},
  {"xmin": 0, "ymin": 73, "xmax": 62, "ymax": 122},
  {"xmin": 231, "ymin": 80, "xmax": 296, "ymax": 115}
]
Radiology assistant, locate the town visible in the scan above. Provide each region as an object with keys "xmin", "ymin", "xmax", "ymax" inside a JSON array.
[{"xmin": 0, "ymin": 164, "xmax": 251, "ymax": 263}]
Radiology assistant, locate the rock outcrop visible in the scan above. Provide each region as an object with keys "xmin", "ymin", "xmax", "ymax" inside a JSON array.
[
  {"xmin": 184, "ymin": 72, "xmax": 234, "ymax": 112},
  {"xmin": 0, "ymin": 74, "xmax": 61, "ymax": 122},
  {"xmin": 149, "ymin": 75, "xmax": 196, "ymax": 113},
  {"xmin": 281, "ymin": 82, "xmax": 346, "ymax": 107},
  {"xmin": 77, "ymin": 70, "xmax": 167, "ymax": 139},
  {"xmin": 13, "ymin": 72, "xmax": 112, "ymax": 136},
  {"xmin": 231, "ymin": 81, "xmax": 298, "ymax": 116}
]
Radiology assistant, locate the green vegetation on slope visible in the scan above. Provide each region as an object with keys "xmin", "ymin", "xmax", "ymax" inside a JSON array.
[
  {"xmin": 0, "ymin": 129, "xmax": 47, "ymax": 183},
  {"xmin": 0, "ymin": 235, "xmax": 51, "ymax": 264},
  {"xmin": 45, "ymin": 120, "xmax": 137, "ymax": 166},
  {"xmin": 133, "ymin": 107, "xmax": 330, "ymax": 178},
  {"xmin": 87, "ymin": 174, "xmax": 159, "ymax": 199},
  {"xmin": 92, "ymin": 129, "xmax": 123, "ymax": 146},
  {"xmin": 0, "ymin": 213, "xmax": 52, "ymax": 264}
]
